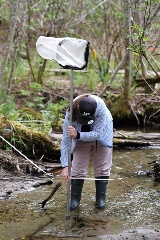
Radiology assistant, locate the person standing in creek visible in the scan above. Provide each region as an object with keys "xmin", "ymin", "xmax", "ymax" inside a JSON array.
[{"xmin": 60, "ymin": 94, "xmax": 113, "ymax": 210}]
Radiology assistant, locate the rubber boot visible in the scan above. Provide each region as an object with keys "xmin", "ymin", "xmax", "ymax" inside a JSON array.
[
  {"xmin": 70, "ymin": 179, "xmax": 84, "ymax": 210},
  {"xmin": 95, "ymin": 176, "xmax": 109, "ymax": 209}
]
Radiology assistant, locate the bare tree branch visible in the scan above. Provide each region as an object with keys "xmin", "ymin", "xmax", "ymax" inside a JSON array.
[{"xmin": 0, "ymin": 0, "xmax": 19, "ymax": 88}]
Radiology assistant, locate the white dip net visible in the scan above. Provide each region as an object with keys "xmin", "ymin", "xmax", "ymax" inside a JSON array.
[{"xmin": 36, "ymin": 36, "xmax": 89, "ymax": 70}]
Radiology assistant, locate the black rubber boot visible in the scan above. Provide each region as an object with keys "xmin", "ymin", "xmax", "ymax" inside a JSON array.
[
  {"xmin": 95, "ymin": 176, "xmax": 109, "ymax": 209},
  {"xmin": 70, "ymin": 179, "xmax": 84, "ymax": 210}
]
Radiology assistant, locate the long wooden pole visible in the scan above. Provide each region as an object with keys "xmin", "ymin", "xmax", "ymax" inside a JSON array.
[{"xmin": 66, "ymin": 69, "xmax": 74, "ymax": 220}]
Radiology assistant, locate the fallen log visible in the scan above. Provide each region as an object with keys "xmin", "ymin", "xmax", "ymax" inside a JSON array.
[
  {"xmin": 134, "ymin": 77, "xmax": 160, "ymax": 87},
  {"xmin": 113, "ymin": 130, "xmax": 160, "ymax": 147},
  {"xmin": 49, "ymin": 130, "xmax": 160, "ymax": 148},
  {"xmin": 0, "ymin": 116, "xmax": 61, "ymax": 159},
  {"xmin": 113, "ymin": 138, "xmax": 150, "ymax": 147}
]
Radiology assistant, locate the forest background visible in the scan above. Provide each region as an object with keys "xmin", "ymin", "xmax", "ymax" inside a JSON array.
[{"xmin": 0, "ymin": 0, "xmax": 160, "ymax": 156}]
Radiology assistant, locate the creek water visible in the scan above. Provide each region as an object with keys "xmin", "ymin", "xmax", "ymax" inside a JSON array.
[{"xmin": 0, "ymin": 146, "xmax": 160, "ymax": 239}]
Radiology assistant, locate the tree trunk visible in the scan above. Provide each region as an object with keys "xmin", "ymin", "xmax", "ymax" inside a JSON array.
[
  {"xmin": 136, "ymin": 0, "xmax": 148, "ymax": 78},
  {"xmin": 0, "ymin": 0, "xmax": 19, "ymax": 88},
  {"xmin": 98, "ymin": 53, "xmax": 127, "ymax": 97},
  {"xmin": 123, "ymin": 0, "xmax": 132, "ymax": 99},
  {"xmin": 8, "ymin": 0, "xmax": 27, "ymax": 95}
]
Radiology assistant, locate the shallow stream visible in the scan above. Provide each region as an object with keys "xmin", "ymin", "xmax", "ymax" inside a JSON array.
[{"xmin": 0, "ymin": 146, "xmax": 160, "ymax": 239}]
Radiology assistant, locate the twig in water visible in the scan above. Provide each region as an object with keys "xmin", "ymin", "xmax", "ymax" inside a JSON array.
[
  {"xmin": 40, "ymin": 182, "xmax": 62, "ymax": 208},
  {"xmin": 114, "ymin": 129, "xmax": 128, "ymax": 138},
  {"xmin": 120, "ymin": 179, "xmax": 132, "ymax": 188}
]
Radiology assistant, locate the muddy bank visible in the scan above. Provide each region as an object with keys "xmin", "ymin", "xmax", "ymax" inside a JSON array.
[{"xmin": 0, "ymin": 174, "xmax": 46, "ymax": 199}]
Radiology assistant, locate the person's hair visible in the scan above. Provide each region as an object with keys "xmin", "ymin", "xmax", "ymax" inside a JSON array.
[{"xmin": 68, "ymin": 93, "xmax": 91, "ymax": 121}]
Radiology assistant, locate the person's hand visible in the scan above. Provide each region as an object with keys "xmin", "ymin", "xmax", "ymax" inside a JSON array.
[
  {"xmin": 62, "ymin": 167, "xmax": 70, "ymax": 181},
  {"xmin": 68, "ymin": 125, "xmax": 77, "ymax": 138}
]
